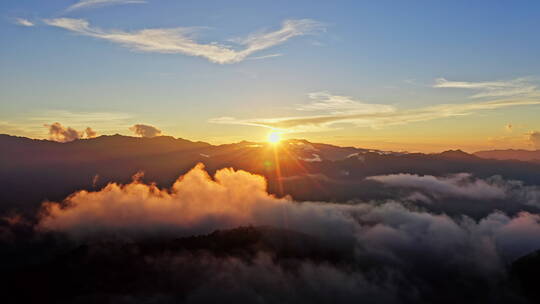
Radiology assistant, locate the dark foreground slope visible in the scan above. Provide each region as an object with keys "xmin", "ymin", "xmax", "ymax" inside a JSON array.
[{"xmin": 0, "ymin": 225, "xmax": 532, "ymax": 304}]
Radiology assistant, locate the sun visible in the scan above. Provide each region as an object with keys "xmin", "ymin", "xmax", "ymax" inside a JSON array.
[{"xmin": 267, "ymin": 131, "xmax": 282, "ymax": 144}]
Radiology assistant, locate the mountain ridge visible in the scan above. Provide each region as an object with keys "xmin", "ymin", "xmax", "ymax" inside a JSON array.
[
  {"xmin": 2, "ymin": 133, "xmax": 540, "ymax": 219},
  {"xmin": 474, "ymin": 149, "xmax": 540, "ymax": 163}
]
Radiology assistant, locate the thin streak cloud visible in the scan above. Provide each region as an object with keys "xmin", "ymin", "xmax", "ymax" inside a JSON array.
[
  {"xmin": 28, "ymin": 110, "xmax": 132, "ymax": 125},
  {"xmin": 248, "ymin": 53, "xmax": 283, "ymax": 60},
  {"xmin": 43, "ymin": 18, "xmax": 324, "ymax": 64},
  {"xmin": 297, "ymin": 92, "xmax": 395, "ymax": 114},
  {"xmin": 434, "ymin": 77, "xmax": 538, "ymax": 99},
  {"xmin": 209, "ymin": 93, "xmax": 540, "ymax": 132},
  {"xmin": 14, "ymin": 18, "xmax": 34, "ymax": 27},
  {"xmin": 65, "ymin": 0, "xmax": 146, "ymax": 12}
]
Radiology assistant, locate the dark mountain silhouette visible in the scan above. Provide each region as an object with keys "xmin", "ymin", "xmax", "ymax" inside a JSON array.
[
  {"xmin": 1, "ymin": 134, "xmax": 540, "ymax": 218},
  {"xmin": 1, "ymin": 226, "xmax": 344, "ymax": 304},
  {"xmin": 0, "ymin": 224, "xmax": 531, "ymax": 304},
  {"xmin": 436, "ymin": 149, "xmax": 479, "ymax": 160},
  {"xmin": 474, "ymin": 149, "xmax": 540, "ymax": 163}
]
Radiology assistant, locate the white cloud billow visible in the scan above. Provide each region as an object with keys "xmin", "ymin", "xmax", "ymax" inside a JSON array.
[
  {"xmin": 367, "ymin": 173, "xmax": 506, "ymax": 200},
  {"xmin": 368, "ymin": 173, "xmax": 540, "ymax": 208},
  {"xmin": 129, "ymin": 123, "xmax": 162, "ymax": 138},
  {"xmin": 529, "ymin": 131, "xmax": 540, "ymax": 149},
  {"xmin": 38, "ymin": 164, "xmax": 540, "ymax": 263},
  {"xmin": 44, "ymin": 18, "xmax": 323, "ymax": 64},
  {"xmin": 45, "ymin": 122, "xmax": 98, "ymax": 142}
]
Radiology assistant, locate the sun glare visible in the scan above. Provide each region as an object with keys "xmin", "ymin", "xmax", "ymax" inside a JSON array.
[{"xmin": 267, "ymin": 131, "xmax": 282, "ymax": 144}]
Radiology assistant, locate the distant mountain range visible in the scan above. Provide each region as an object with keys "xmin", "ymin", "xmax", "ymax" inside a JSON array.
[
  {"xmin": 474, "ymin": 149, "xmax": 540, "ymax": 163},
  {"xmin": 2, "ymin": 134, "xmax": 540, "ymax": 218}
]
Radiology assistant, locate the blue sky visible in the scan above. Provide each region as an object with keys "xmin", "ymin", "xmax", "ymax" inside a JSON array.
[{"xmin": 1, "ymin": 0, "xmax": 539, "ymax": 151}]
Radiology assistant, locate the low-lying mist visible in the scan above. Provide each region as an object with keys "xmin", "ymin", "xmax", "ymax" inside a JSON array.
[{"xmin": 0, "ymin": 163, "xmax": 535, "ymax": 302}]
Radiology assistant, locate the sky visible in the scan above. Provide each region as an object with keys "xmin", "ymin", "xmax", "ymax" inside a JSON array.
[{"xmin": 1, "ymin": 0, "xmax": 539, "ymax": 152}]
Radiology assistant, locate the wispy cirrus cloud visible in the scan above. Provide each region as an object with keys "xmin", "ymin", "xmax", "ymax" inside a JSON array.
[
  {"xmin": 43, "ymin": 18, "xmax": 324, "ymax": 64},
  {"xmin": 209, "ymin": 91, "xmax": 540, "ymax": 132},
  {"xmin": 434, "ymin": 77, "xmax": 538, "ymax": 99},
  {"xmin": 297, "ymin": 91, "xmax": 395, "ymax": 114},
  {"xmin": 28, "ymin": 110, "xmax": 132, "ymax": 125},
  {"xmin": 65, "ymin": 0, "xmax": 146, "ymax": 12},
  {"xmin": 14, "ymin": 18, "xmax": 34, "ymax": 27},
  {"xmin": 247, "ymin": 53, "xmax": 283, "ymax": 60}
]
